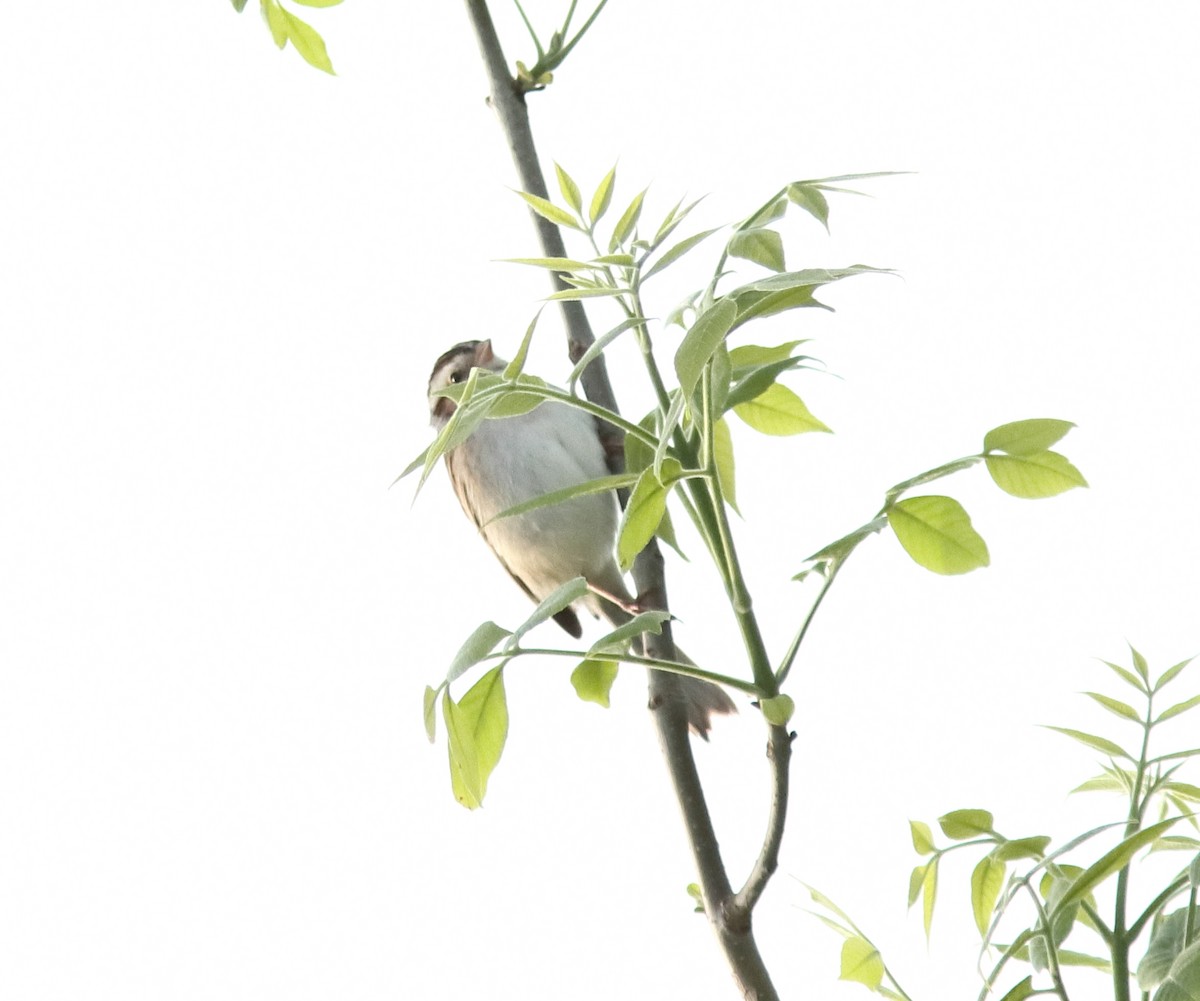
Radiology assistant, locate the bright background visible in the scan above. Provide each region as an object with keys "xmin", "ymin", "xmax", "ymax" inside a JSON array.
[{"xmin": 3, "ymin": 2, "xmax": 1198, "ymax": 998}]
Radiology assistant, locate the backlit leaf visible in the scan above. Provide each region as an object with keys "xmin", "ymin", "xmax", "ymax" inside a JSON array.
[
  {"xmin": 588, "ymin": 610, "xmax": 673, "ymax": 655},
  {"xmin": 617, "ymin": 467, "xmax": 671, "ymax": 571},
  {"xmin": 609, "ymin": 188, "xmax": 646, "ymax": 251},
  {"xmin": 910, "ymin": 820, "xmax": 936, "ymax": 855},
  {"xmin": 728, "ymin": 228, "xmax": 786, "ymax": 272},
  {"xmin": 971, "ymin": 856, "xmax": 1005, "ymax": 936},
  {"xmin": 444, "ymin": 667, "xmax": 508, "ymax": 809},
  {"xmin": 839, "ymin": 937, "xmax": 883, "ymax": 989},
  {"xmin": 589, "ymin": 165, "xmax": 616, "ymax": 225},
  {"xmin": 922, "ymin": 857, "xmax": 938, "ymax": 938},
  {"xmin": 423, "ymin": 685, "xmax": 438, "ymax": 742},
  {"xmin": 732, "ymin": 383, "xmax": 830, "ymax": 436},
  {"xmin": 713, "ymin": 417, "xmax": 739, "ymax": 512},
  {"xmin": 515, "ymin": 190, "xmax": 581, "ymax": 231},
  {"xmin": 786, "ymin": 182, "xmax": 831, "ymax": 230},
  {"xmin": 1084, "ymin": 691, "xmax": 1141, "ymax": 722},
  {"xmin": 643, "ymin": 227, "xmax": 722, "ymax": 281},
  {"xmin": 675, "ymin": 298, "xmax": 738, "ymax": 400},
  {"xmin": 939, "ymin": 808, "xmax": 995, "ymax": 839},
  {"xmin": 1054, "ymin": 817, "xmax": 1179, "ymax": 912},
  {"xmin": 1043, "ymin": 726, "xmax": 1131, "ymax": 759},
  {"xmin": 986, "ymin": 450, "xmax": 1087, "ymax": 498},
  {"xmin": 570, "ymin": 659, "xmax": 619, "ymax": 707},
  {"xmin": 1158, "ymin": 694, "xmax": 1200, "ymax": 724},
  {"xmin": 888, "ymin": 496, "xmax": 989, "ymax": 575},
  {"xmin": 983, "ymin": 419, "xmax": 1076, "ymax": 456},
  {"xmin": 446, "ymin": 621, "xmax": 511, "ymax": 683},
  {"xmin": 510, "ymin": 578, "xmax": 590, "ymax": 644},
  {"xmin": 992, "ymin": 836, "xmax": 1051, "ymax": 861},
  {"xmin": 554, "ymin": 162, "xmax": 582, "ymax": 214}
]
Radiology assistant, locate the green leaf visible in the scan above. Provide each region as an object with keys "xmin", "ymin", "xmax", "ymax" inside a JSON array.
[
  {"xmin": 686, "ymin": 882, "xmax": 705, "ymax": 913},
  {"xmin": 643, "ymin": 227, "xmax": 722, "ymax": 281},
  {"xmin": 503, "ymin": 310, "xmax": 541, "ymax": 379},
  {"xmin": 727, "ymin": 265, "xmax": 885, "ymax": 329},
  {"xmin": 617, "ymin": 467, "xmax": 671, "ymax": 571},
  {"xmin": 992, "ymin": 836, "xmax": 1051, "ymax": 861},
  {"xmin": 907, "ymin": 865, "xmax": 926, "ymax": 906},
  {"xmin": 1044, "ymin": 725, "xmax": 1131, "ymax": 759},
  {"xmin": 484, "ymin": 472, "xmax": 638, "ymax": 526},
  {"xmin": 910, "ymin": 820, "xmax": 936, "ymax": 855},
  {"xmin": 997, "ymin": 976, "xmax": 1035, "ymax": 1001},
  {"xmin": 443, "ymin": 667, "xmax": 508, "ymax": 809},
  {"xmin": 1132, "ymin": 646, "xmax": 1150, "ymax": 682},
  {"xmin": 1153, "ymin": 937, "xmax": 1200, "ymax": 1000},
  {"xmin": 1102, "ymin": 658, "xmax": 1149, "ymax": 693},
  {"xmin": 786, "ymin": 182, "xmax": 831, "ymax": 230},
  {"xmin": 446, "ymin": 621, "xmax": 512, "ymax": 684},
  {"xmin": 515, "ymin": 189, "xmax": 581, "ymax": 231},
  {"xmin": 985, "ymin": 450, "xmax": 1087, "ymax": 498},
  {"xmin": 732, "ymin": 383, "xmax": 831, "ymax": 436},
  {"xmin": 674, "ymin": 298, "xmax": 738, "ymax": 401},
  {"xmin": 262, "ymin": 0, "xmax": 288, "ymax": 46},
  {"xmin": 510, "ymin": 578, "xmax": 590, "ymax": 644},
  {"xmin": 423, "ymin": 685, "xmax": 439, "ymax": 742},
  {"xmin": 570, "ymin": 659, "xmax": 619, "ymax": 708},
  {"xmin": 545, "ymin": 286, "xmax": 629, "ymax": 302},
  {"xmin": 839, "ymin": 937, "xmax": 883, "ymax": 989},
  {"xmin": 728, "ymin": 228, "xmax": 786, "ymax": 272},
  {"xmin": 609, "ymin": 188, "xmax": 646, "ymax": 251},
  {"xmin": 724, "ymin": 356, "xmax": 814, "ymax": 411},
  {"xmin": 588, "ymin": 611, "xmax": 673, "ymax": 655},
  {"xmin": 1138, "ymin": 908, "xmax": 1191, "ymax": 991},
  {"xmin": 922, "ymin": 856, "xmax": 938, "ymax": 938},
  {"xmin": 554, "ymin": 162, "xmax": 582, "ymax": 214},
  {"xmin": 939, "ymin": 809, "xmax": 995, "ymax": 839},
  {"xmin": 231, "ymin": 0, "xmax": 250, "ymax": 11},
  {"xmin": 274, "ymin": 5, "xmax": 334, "ymax": 73},
  {"xmin": 1156, "ymin": 658, "xmax": 1195, "ymax": 692},
  {"xmin": 291, "ymin": 0, "xmax": 344, "ymax": 7},
  {"xmin": 888, "ymin": 496, "xmax": 990, "ymax": 575},
  {"xmin": 760, "ymin": 694, "xmax": 794, "ymax": 726},
  {"xmin": 983, "ymin": 419, "xmax": 1076, "ymax": 456},
  {"xmin": 500, "ymin": 256, "xmax": 593, "ymax": 272},
  {"xmin": 1158, "ymin": 694, "xmax": 1200, "ymax": 724},
  {"xmin": 1054, "ymin": 817, "xmax": 1180, "ymax": 913},
  {"xmin": 727, "ymin": 341, "xmax": 807, "ymax": 367},
  {"xmin": 710, "ymin": 341, "xmax": 732, "ymax": 416},
  {"xmin": 971, "ymin": 856, "xmax": 1005, "ymax": 936},
  {"xmin": 713, "ymin": 417, "xmax": 739, "ymax": 513},
  {"xmin": 589, "ymin": 165, "xmax": 616, "ymax": 226},
  {"xmin": 1084, "ymin": 691, "xmax": 1141, "ymax": 722}
]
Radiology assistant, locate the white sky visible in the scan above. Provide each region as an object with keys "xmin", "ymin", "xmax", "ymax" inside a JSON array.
[{"xmin": 3, "ymin": 2, "xmax": 1198, "ymax": 999}]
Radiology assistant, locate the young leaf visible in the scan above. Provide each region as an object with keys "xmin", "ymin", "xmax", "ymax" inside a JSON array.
[
  {"xmin": 570, "ymin": 659, "xmax": 619, "ymax": 707},
  {"xmin": 554, "ymin": 162, "xmax": 582, "ymax": 214},
  {"xmin": 515, "ymin": 190, "xmax": 581, "ymax": 231},
  {"xmin": 723, "ymin": 356, "xmax": 815, "ymax": 411},
  {"xmin": 839, "ymin": 937, "xmax": 884, "ymax": 989},
  {"xmin": 609, "ymin": 188, "xmax": 647, "ymax": 251},
  {"xmin": 1155, "ymin": 658, "xmax": 1195, "ymax": 692},
  {"xmin": 997, "ymin": 976, "xmax": 1035, "ymax": 1001},
  {"xmin": 1054, "ymin": 817, "xmax": 1180, "ymax": 912},
  {"xmin": 589, "ymin": 165, "xmax": 617, "ymax": 226},
  {"xmin": 588, "ymin": 611, "xmax": 673, "ymax": 655},
  {"xmin": 983, "ymin": 419, "xmax": 1076, "ymax": 456},
  {"xmin": 1131, "ymin": 645, "xmax": 1150, "ymax": 682},
  {"xmin": 1042, "ymin": 726, "xmax": 1131, "ymax": 759},
  {"xmin": 642, "ymin": 227, "xmax": 722, "ymax": 281},
  {"xmin": 910, "ymin": 820, "xmax": 936, "ymax": 855},
  {"xmin": 922, "ymin": 857, "xmax": 938, "ymax": 938},
  {"xmin": 727, "ymin": 341, "xmax": 807, "ymax": 367},
  {"xmin": 1084, "ymin": 691, "xmax": 1141, "ymax": 722},
  {"xmin": 675, "ymin": 298, "xmax": 738, "ymax": 400},
  {"xmin": 510, "ymin": 578, "xmax": 590, "ymax": 644},
  {"xmin": 1137, "ymin": 907, "xmax": 1191, "ymax": 992},
  {"xmin": 617, "ymin": 467, "xmax": 671, "ymax": 571},
  {"xmin": 483, "ymin": 473, "xmax": 638, "ymax": 526},
  {"xmin": 1101, "ymin": 658, "xmax": 1149, "ymax": 693},
  {"xmin": 732, "ymin": 383, "xmax": 830, "ymax": 436},
  {"xmin": 446, "ymin": 621, "xmax": 512, "ymax": 684},
  {"xmin": 939, "ymin": 808, "xmax": 995, "ymax": 839},
  {"xmin": 888, "ymin": 495, "xmax": 990, "ymax": 575},
  {"xmin": 270, "ymin": 4, "xmax": 335, "ymax": 73},
  {"xmin": 786, "ymin": 182, "xmax": 831, "ymax": 230},
  {"xmin": 1157, "ymin": 694, "xmax": 1200, "ymax": 724},
  {"xmin": 971, "ymin": 856, "xmax": 1006, "ymax": 936},
  {"xmin": 992, "ymin": 836, "xmax": 1051, "ymax": 861},
  {"xmin": 728, "ymin": 228, "xmax": 786, "ymax": 272},
  {"xmin": 985, "ymin": 450, "xmax": 1087, "ymax": 498},
  {"xmin": 443, "ymin": 667, "xmax": 509, "ymax": 810},
  {"xmin": 908, "ymin": 864, "xmax": 926, "ymax": 906}
]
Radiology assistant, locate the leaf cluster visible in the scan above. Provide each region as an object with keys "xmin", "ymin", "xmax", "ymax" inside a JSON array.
[
  {"xmin": 403, "ymin": 166, "xmax": 1086, "ymax": 807},
  {"xmin": 810, "ymin": 649, "xmax": 1200, "ymax": 1001},
  {"xmin": 233, "ymin": 0, "xmax": 341, "ymax": 75}
]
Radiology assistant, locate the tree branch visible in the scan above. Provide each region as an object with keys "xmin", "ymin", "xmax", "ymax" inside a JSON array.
[
  {"xmin": 730, "ymin": 723, "xmax": 793, "ymax": 921},
  {"xmin": 459, "ymin": 3, "xmax": 779, "ymax": 998}
]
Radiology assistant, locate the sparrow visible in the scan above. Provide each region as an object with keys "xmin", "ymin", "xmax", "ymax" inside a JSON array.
[{"xmin": 427, "ymin": 339, "xmax": 736, "ymax": 737}]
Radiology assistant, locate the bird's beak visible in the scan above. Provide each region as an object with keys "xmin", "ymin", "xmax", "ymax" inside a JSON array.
[{"xmin": 474, "ymin": 340, "xmax": 494, "ymax": 367}]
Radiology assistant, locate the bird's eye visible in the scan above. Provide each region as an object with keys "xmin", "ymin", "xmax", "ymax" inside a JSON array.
[{"xmin": 448, "ymin": 371, "xmax": 462, "ymax": 384}]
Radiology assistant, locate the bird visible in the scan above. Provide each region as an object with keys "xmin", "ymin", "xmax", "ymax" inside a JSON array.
[{"xmin": 427, "ymin": 338, "xmax": 736, "ymax": 737}]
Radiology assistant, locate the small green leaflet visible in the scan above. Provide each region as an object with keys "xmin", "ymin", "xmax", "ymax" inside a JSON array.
[
  {"xmin": 445, "ymin": 621, "xmax": 511, "ymax": 684},
  {"xmin": 554, "ymin": 162, "xmax": 582, "ymax": 214},
  {"xmin": 971, "ymin": 856, "xmax": 1005, "ymax": 936},
  {"xmin": 728, "ymin": 228, "xmax": 786, "ymax": 273},
  {"xmin": 910, "ymin": 820, "xmax": 936, "ymax": 855},
  {"xmin": 713, "ymin": 417, "xmax": 738, "ymax": 512},
  {"xmin": 443, "ymin": 667, "xmax": 509, "ymax": 810},
  {"xmin": 674, "ymin": 298, "xmax": 737, "ymax": 401},
  {"xmin": 983, "ymin": 418, "xmax": 1075, "ymax": 456},
  {"xmin": 261, "ymin": 0, "xmax": 335, "ymax": 73},
  {"xmin": 590, "ymin": 165, "xmax": 616, "ymax": 225},
  {"xmin": 515, "ymin": 189, "xmax": 581, "ymax": 231},
  {"xmin": 838, "ymin": 937, "xmax": 883, "ymax": 989},
  {"xmin": 732, "ymin": 383, "xmax": 830, "ymax": 436},
  {"xmin": 888, "ymin": 495, "xmax": 989, "ymax": 575},
  {"xmin": 939, "ymin": 808, "xmax": 995, "ymax": 839},
  {"xmin": 759, "ymin": 694, "xmax": 794, "ymax": 726},
  {"xmin": 570, "ymin": 659, "xmax": 619, "ymax": 707},
  {"xmin": 985, "ymin": 450, "xmax": 1087, "ymax": 498}
]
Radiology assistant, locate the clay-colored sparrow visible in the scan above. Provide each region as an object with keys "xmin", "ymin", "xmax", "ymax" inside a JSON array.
[{"xmin": 428, "ymin": 339, "xmax": 735, "ymax": 736}]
